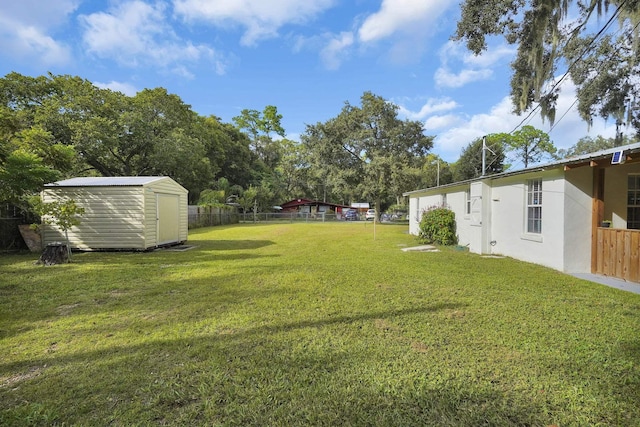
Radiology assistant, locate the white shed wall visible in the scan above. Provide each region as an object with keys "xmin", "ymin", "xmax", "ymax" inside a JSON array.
[
  {"xmin": 42, "ymin": 177, "xmax": 188, "ymax": 250},
  {"xmin": 42, "ymin": 187, "xmax": 146, "ymax": 250},
  {"xmin": 142, "ymin": 179, "xmax": 189, "ymax": 247}
]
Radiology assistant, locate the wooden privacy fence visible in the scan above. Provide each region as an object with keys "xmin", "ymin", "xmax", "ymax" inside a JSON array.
[
  {"xmin": 595, "ymin": 227, "xmax": 640, "ymax": 282},
  {"xmin": 188, "ymin": 206, "xmax": 239, "ymax": 229}
]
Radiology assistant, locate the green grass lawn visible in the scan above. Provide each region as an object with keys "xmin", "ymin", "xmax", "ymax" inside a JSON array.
[{"xmin": 1, "ymin": 223, "xmax": 639, "ymax": 426}]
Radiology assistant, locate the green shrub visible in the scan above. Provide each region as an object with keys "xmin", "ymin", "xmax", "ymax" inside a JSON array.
[{"xmin": 418, "ymin": 206, "xmax": 458, "ymax": 245}]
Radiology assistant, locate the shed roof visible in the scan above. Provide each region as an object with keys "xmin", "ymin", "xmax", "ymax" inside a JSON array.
[{"xmin": 45, "ymin": 176, "xmax": 168, "ymax": 187}]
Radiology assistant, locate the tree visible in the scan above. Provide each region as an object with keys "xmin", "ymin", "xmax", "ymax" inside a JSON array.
[
  {"xmin": 453, "ymin": 137, "xmax": 505, "ymax": 181},
  {"xmin": 238, "ymin": 186, "xmax": 258, "ymax": 220},
  {"xmin": 420, "ymin": 154, "xmax": 454, "ymax": 188},
  {"xmin": 233, "ymin": 105, "xmax": 286, "ymax": 169},
  {"xmin": 196, "ymin": 116, "xmax": 257, "ymax": 189},
  {"xmin": 0, "ymin": 151, "xmax": 60, "ymax": 216},
  {"xmin": 32, "ymin": 198, "xmax": 85, "ymax": 261},
  {"xmin": 491, "ymin": 125, "xmax": 557, "ymax": 168},
  {"xmin": 454, "ymin": 0, "xmax": 640, "ymax": 133},
  {"xmin": 557, "ymin": 135, "xmax": 618, "ymax": 158},
  {"xmin": 565, "ymin": 27, "xmax": 640, "ymax": 134},
  {"xmin": 302, "ymin": 92, "xmax": 434, "ymax": 211},
  {"xmin": 274, "ymin": 138, "xmax": 310, "ymax": 200}
]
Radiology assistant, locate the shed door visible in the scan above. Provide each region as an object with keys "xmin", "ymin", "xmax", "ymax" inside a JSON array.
[{"xmin": 157, "ymin": 193, "xmax": 180, "ymax": 245}]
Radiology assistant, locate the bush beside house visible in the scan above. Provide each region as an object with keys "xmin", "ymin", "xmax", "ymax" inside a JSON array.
[{"xmin": 418, "ymin": 206, "xmax": 458, "ymax": 246}]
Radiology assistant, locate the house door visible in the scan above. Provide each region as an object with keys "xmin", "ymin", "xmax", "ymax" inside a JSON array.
[{"xmin": 156, "ymin": 193, "xmax": 180, "ymax": 245}]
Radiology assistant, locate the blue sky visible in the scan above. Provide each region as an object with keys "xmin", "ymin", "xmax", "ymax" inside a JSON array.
[{"xmin": 0, "ymin": 0, "xmax": 620, "ymax": 166}]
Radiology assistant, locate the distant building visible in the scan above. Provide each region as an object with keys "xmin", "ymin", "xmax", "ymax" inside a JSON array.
[{"xmin": 280, "ymin": 198, "xmax": 351, "ymax": 218}]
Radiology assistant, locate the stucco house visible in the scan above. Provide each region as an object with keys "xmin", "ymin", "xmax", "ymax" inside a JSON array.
[{"xmin": 404, "ymin": 142, "xmax": 640, "ymax": 283}]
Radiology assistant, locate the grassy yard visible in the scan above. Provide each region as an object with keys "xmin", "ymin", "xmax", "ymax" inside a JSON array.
[{"xmin": 1, "ymin": 223, "xmax": 639, "ymax": 426}]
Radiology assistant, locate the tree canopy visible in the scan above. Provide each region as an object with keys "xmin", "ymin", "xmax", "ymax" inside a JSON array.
[
  {"xmin": 454, "ymin": 0, "xmax": 640, "ymax": 135},
  {"xmin": 301, "ymin": 92, "xmax": 434, "ymax": 211},
  {"xmin": 453, "ymin": 137, "xmax": 506, "ymax": 181},
  {"xmin": 490, "ymin": 125, "xmax": 557, "ymax": 168},
  {"xmin": 0, "ymin": 72, "xmax": 260, "ymax": 206}
]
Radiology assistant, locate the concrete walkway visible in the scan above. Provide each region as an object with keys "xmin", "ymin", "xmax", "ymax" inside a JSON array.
[{"xmin": 570, "ymin": 273, "xmax": 640, "ymax": 295}]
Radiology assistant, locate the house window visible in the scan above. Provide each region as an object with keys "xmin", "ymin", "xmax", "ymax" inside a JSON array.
[
  {"xmin": 526, "ymin": 179, "xmax": 542, "ymax": 234},
  {"xmin": 465, "ymin": 189, "xmax": 471, "ymax": 215},
  {"xmin": 627, "ymin": 175, "xmax": 640, "ymax": 229}
]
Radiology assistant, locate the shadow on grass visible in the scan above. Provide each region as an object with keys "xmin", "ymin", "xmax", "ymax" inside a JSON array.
[
  {"xmin": 2, "ymin": 304, "xmax": 463, "ymax": 371},
  {"xmin": 191, "ymin": 239, "xmax": 275, "ymax": 251},
  {"xmin": 3, "ymin": 294, "xmax": 639, "ymax": 425},
  {"xmin": 0, "ymin": 301, "xmax": 559, "ymax": 426}
]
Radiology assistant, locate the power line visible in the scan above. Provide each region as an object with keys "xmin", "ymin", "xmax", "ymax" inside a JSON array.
[
  {"xmin": 508, "ymin": 0, "xmax": 628, "ymax": 135},
  {"xmin": 548, "ymin": 18, "xmax": 640, "ymax": 133}
]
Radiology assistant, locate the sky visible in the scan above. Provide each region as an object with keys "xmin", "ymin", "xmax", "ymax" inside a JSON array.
[{"xmin": 0, "ymin": 0, "xmax": 623, "ymax": 168}]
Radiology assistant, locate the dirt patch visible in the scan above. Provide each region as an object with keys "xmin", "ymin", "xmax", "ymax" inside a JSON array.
[
  {"xmin": 0, "ymin": 366, "xmax": 43, "ymax": 389},
  {"xmin": 401, "ymin": 245, "xmax": 440, "ymax": 252},
  {"xmin": 56, "ymin": 303, "xmax": 81, "ymax": 316}
]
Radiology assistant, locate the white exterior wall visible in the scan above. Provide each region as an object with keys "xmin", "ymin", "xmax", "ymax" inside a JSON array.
[
  {"xmin": 562, "ymin": 167, "xmax": 593, "ymax": 273},
  {"xmin": 408, "ymin": 192, "xmax": 441, "ymax": 235},
  {"xmin": 407, "ymin": 168, "xmax": 595, "ymax": 273},
  {"xmin": 42, "ymin": 187, "xmax": 146, "ymax": 250},
  {"xmin": 445, "ymin": 188, "xmax": 473, "ymax": 248},
  {"xmin": 407, "ymin": 184, "xmax": 472, "ymax": 246},
  {"xmin": 406, "ymin": 144, "xmax": 640, "ymax": 275},
  {"xmin": 488, "ymin": 170, "xmax": 566, "ymax": 271}
]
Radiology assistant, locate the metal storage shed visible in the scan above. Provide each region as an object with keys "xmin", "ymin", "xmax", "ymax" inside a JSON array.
[{"xmin": 42, "ymin": 176, "xmax": 188, "ymax": 250}]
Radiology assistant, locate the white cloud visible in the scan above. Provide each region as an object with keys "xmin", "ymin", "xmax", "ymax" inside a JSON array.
[
  {"xmin": 424, "ymin": 114, "xmax": 463, "ymax": 130},
  {"xmin": 0, "ymin": 0, "xmax": 80, "ymax": 27},
  {"xmin": 434, "ymin": 68, "xmax": 493, "ymax": 88},
  {"xmin": 320, "ymin": 32, "xmax": 354, "ymax": 70},
  {"xmin": 355, "ymin": 0, "xmax": 454, "ymax": 64},
  {"xmin": 398, "ymin": 97, "xmax": 459, "ymax": 121},
  {"xmin": 94, "ymin": 80, "xmax": 138, "ymax": 96},
  {"xmin": 358, "ymin": 0, "xmax": 452, "ymax": 43},
  {"xmin": 173, "ymin": 0, "xmax": 335, "ymax": 46},
  {"xmin": 439, "ymin": 40, "xmax": 515, "ymax": 68},
  {"xmin": 0, "ymin": 1, "xmax": 78, "ymax": 66},
  {"xmin": 80, "ymin": 1, "xmax": 224, "ymax": 75},
  {"xmin": 432, "ymin": 81, "xmax": 618, "ymax": 164},
  {"xmin": 434, "ymin": 40, "xmax": 516, "ymax": 88}
]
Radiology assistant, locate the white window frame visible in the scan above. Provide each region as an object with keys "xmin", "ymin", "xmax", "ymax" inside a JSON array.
[
  {"xmin": 465, "ymin": 189, "xmax": 471, "ymax": 216},
  {"xmin": 526, "ymin": 178, "xmax": 542, "ymax": 234}
]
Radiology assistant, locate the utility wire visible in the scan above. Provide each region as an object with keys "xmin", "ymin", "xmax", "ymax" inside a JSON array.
[
  {"xmin": 507, "ymin": 0, "xmax": 627, "ymax": 135},
  {"xmin": 548, "ymin": 18, "xmax": 640, "ymax": 133}
]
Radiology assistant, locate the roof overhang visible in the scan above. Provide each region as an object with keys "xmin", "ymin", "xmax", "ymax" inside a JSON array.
[{"xmin": 404, "ymin": 142, "xmax": 640, "ymax": 197}]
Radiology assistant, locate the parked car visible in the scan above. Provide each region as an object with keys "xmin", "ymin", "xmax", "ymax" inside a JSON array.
[
  {"xmin": 365, "ymin": 209, "xmax": 376, "ymax": 220},
  {"xmin": 344, "ymin": 209, "xmax": 358, "ymax": 221}
]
